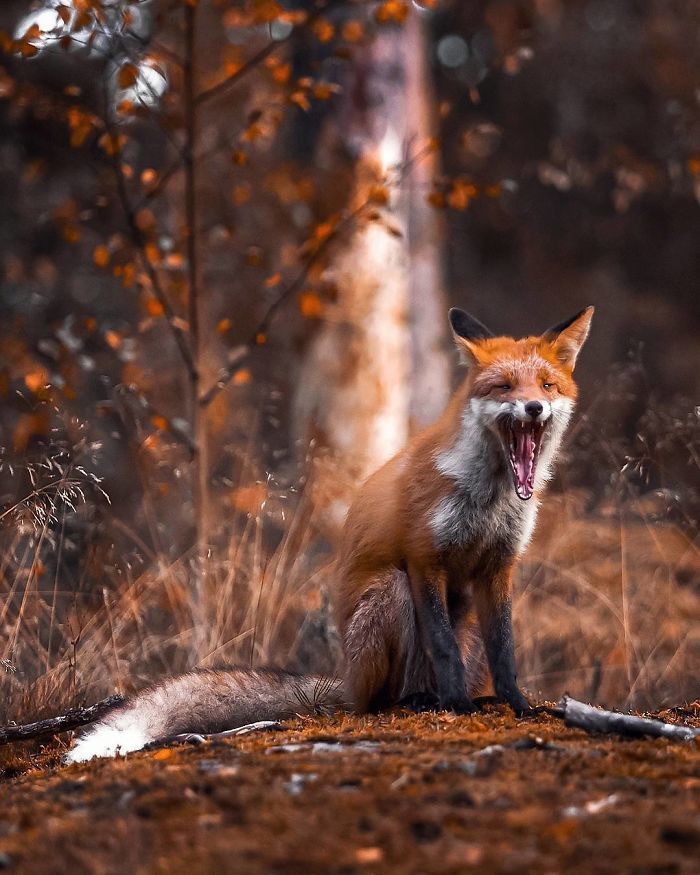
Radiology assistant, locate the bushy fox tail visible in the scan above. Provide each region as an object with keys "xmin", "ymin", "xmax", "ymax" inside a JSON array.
[{"xmin": 65, "ymin": 668, "xmax": 346, "ymax": 763}]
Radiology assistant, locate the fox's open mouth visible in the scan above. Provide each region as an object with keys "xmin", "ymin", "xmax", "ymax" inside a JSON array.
[{"xmin": 501, "ymin": 420, "xmax": 546, "ymax": 501}]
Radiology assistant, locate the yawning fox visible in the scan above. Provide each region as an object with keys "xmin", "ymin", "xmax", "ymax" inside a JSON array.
[{"xmin": 66, "ymin": 305, "xmax": 593, "ymax": 762}]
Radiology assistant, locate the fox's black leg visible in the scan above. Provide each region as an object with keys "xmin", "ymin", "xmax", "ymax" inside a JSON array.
[
  {"xmin": 474, "ymin": 581, "xmax": 530, "ymax": 714},
  {"xmin": 409, "ymin": 573, "xmax": 476, "ymax": 714}
]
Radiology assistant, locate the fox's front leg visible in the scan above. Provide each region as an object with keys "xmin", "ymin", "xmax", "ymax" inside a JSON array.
[
  {"xmin": 473, "ymin": 569, "xmax": 530, "ymax": 714},
  {"xmin": 408, "ymin": 568, "xmax": 476, "ymax": 714}
]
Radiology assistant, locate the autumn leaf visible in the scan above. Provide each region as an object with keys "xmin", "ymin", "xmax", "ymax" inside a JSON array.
[
  {"xmin": 24, "ymin": 369, "xmax": 48, "ymax": 393},
  {"xmin": 151, "ymin": 415, "xmax": 168, "ymax": 431},
  {"xmin": 93, "ymin": 245, "xmax": 110, "ymax": 268},
  {"xmin": 446, "ymin": 179, "xmax": 477, "ymax": 210},
  {"xmin": 67, "ymin": 107, "xmax": 96, "ymax": 148},
  {"xmin": 104, "ymin": 330, "xmax": 122, "ymax": 350},
  {"xmin": 313, "ymin": 82, "xmax": 341, "ymax": 100},
  {"xmin": 270, "ymin": 63, "xmax": 292, "ymax": 85},
  {"xmin": 230, "ymin": 483, "xmax": 267, "ymax": 513},
  {"xmin": 342, "ymin": 20, "xmax": 364, "ymax": 43},
  {"xmin": 232, "ymin": 368, "xmax": 251, "ymax": 385},
  {"xmin": 135, "ymin": 209, "xmax": 156, "ymax": 231},
  {"xmin": 152, "ymin": 748, "xmax": 173, "ymax": 761},
  {"xmin": 265, "ymin": 273, "xmax": 282, "ymax": 288},
  {"xmin": 144, "ymin": 242, "xmax": 160, "ymax": 264},
  {"xmin": 312, "ymin": 18, "xmax": 334, "ymax": 43},
  {"xmin": 369, "ymin": 185, "xmax": 390, "ymax": 206},
  {"xmin": 117, "ymin": 63, "xmax": 138, "ymax": 89},
  {"xmin": 141, "ymin": 168, "xmax": 157, "ymax": 187},
  {"xmin": 290, "ymin": 91, "xmax": 311, "ymax": 112},
  {"xmin": 312, "ymin": 220, "xmax": 336, "ymax": 242},
  {"xmin": 73, "ymin": 10, "xmax": 93, "ymax": 31},
  {"xmin": 375, "ymin": 1, "xmax": 409, "ymax": 24},
  {"xmin": 98, "ymin": 132, "xmax": 127, "ymax": 157},
  {"xmin": 233, "ymin": 183, "xmax": 252, "ymax": 205},
  {"xmin": 145, "ymin": 298, "xmax": 164, "ymax": 317},
  {"xmin": 299, "ymin": 292, "xmax": 323, "ymax": 318},
  {"xmin": 62, "ymin": 224, "xmax": 81, "ymax": 244},
  {"xmin": 217, "ymin": 318, "xmax": 232, "ymax": 333},
  {"xmin": 426, "ymin": 190, "xmax": 446, "ymax": 208}
]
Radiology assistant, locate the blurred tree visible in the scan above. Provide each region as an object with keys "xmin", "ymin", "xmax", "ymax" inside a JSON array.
[{"xmin": 294, "ymin": 7, "xmax": 450, "ymax": 524}]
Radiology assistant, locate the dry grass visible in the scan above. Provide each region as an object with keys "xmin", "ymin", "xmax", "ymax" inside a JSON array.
[{"xmin": 0, "ymin": 398, "xmax": 698, "ymax": 724}]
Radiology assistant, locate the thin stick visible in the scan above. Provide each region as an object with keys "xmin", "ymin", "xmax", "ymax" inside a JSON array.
[{"xmin": 0, "ymin": 695, "xmax": 123, "ymax": 746}]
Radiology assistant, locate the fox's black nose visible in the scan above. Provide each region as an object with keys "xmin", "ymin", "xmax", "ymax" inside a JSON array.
[{"xmin": 524, "ymin": 400, "xmax": 544, "ymax": 419}]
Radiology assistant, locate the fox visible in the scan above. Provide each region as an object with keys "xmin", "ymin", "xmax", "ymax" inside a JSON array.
[{"xmin": 66, "ymin": 305, "xmax": 593, "ymax": 762}]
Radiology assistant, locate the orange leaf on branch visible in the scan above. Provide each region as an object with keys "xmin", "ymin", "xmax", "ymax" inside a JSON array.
[
  {"xmin": 375, "ymin": 1, "xmax": 409, "ymax": 24},
  {"xmin": 342, "ymin": 20, "xmax": 364, "ymax": 43},
  {"xmin": 104, "ymin": 330, "xmax": 122, "ymax": 350},
  {"xmin": 98, "ymin": 132, "xmax": 127, "ymax": 156},
  {"xmin": 312, "ymin": 18, "xmax": 335, "ymax": 43},
  {"xmin": 140, "ymin": 168, "xmax": 157, "ymax": 187},
  {"xmin": 24, "ymin": 369, "xmax": 49, "ymax": 394},
  {"xmin": 313, "ymin": 82, "xmax": 341, "ymax": 100},
  {"xmin": 368, "ymin": 185, "xmax": 390, "ymax": 206},
  {"xmin": 232, "ymin": 369, "xmax": 251, "ymax": 386},
  {"xmin": 145, "ymin": 298, "xmax": 164, "ymax": 317},
  {"xmin": 289, "ymin": 91, "xmax": 311, "ymax": 112},
  {"xmin": 93, "ymin": 245, "xmax": 110, "ymax": 268},
  {"xmin": 117, "ymin": 63, "xmax": 138, "ymax": 89},
  {"xmin": 446, "ymin": 179, "xmax": 477, "ymax": 210},
  {"xmin": 299, "ymin": 292, "xmax": 323, "ymax": 319}
]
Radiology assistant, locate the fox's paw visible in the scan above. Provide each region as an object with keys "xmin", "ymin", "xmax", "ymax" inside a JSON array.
[
  {"xmin": 398, "ymin": 691, "xmax": 440, "ymax": 713},
  {"xmin": 441, "ymin": 695, "xmax": 477, "ymax": 716},
  {"xmin": 499, "ymin": 688, "xmax": 532, "ymax": 716}
]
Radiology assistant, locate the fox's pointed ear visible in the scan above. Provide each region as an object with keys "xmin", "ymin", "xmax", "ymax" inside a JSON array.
[
  {"xmin": 449, "ymin": 308, "xmax": 494, "ymax": 365},
  {"xmin": 543, "ymin": 306, "xmax": 594, "ymax": 369},
  {"xmin": 449, "ymin": 308, "xmax": 494, "ymax": 342}
]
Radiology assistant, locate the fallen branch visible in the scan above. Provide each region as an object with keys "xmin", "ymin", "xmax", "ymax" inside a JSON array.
[
  {"xmin": 552, "ymin": 695, "xmax": 700, "ymax": 742},
  {"xmin": 0, "ymin": 695, "xmax": 124, "ymax": 746},
  {"xmin": 145, "ymin": 720, "xmax": 284, "ymax": 749}
]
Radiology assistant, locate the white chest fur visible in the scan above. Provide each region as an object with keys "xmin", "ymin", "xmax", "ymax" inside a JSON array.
[{"xmin": 429, "ymin": 406, "xmax": 542, "ymax": 555}]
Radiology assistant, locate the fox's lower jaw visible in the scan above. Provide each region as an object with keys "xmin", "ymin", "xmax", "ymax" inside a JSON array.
[{"xmin": 501, "ymin": 418, "xmax": 547, "ymax": 501}]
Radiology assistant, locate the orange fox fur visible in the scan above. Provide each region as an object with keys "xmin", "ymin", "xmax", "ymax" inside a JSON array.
[{"xmin": 337, "ymin": 306, "xmax": 594, "ymax": 714}]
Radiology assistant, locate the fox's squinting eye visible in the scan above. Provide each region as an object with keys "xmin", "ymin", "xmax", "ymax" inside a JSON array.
[
  {"xmin": 496, "ymin": 384, "xmax": 512, "ymax": 392},
  {"xmin": 542, "ymin": 382, "xmax": 556, "ymax": 391}
]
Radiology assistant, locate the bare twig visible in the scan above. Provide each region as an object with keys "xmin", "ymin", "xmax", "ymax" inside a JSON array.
[
  {"xmin": 0, "ymin": 695, "xmax": 123, "ymax": 746},
  {"xmin": 101, "ymin": 104, "xmax": 197, "ymax": 382},
  {"xmin": 551, "ymin": 695, "xmax": 700, "ymax": 742}
]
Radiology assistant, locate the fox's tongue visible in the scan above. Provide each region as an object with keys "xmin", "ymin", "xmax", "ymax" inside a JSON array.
[{"xmin": 513, "ymin": 426, "xmax": 535, "ymax": 500}]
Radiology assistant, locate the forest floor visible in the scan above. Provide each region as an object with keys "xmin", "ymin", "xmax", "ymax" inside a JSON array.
[{"xmin": 0, "ymin": 705, "xmax": 699, "ymax": 874}]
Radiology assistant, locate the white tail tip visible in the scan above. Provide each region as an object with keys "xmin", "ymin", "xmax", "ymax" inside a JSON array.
[{"xmin": 65, "ymin": 723, "xmax": 150, "ymax": 764}]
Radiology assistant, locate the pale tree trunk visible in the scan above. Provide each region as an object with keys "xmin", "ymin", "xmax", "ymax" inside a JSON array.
[{"xmin": 295, "ymin": 14, "xmax": 450, "ymax": 528}]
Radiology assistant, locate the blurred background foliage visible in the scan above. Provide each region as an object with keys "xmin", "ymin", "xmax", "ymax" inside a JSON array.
[{"xmin": 0, "ymin": 0, "xmax": 697, "ymax": 716}]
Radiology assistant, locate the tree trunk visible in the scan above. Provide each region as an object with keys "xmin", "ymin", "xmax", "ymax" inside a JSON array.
[{"xmin": 294, "ymin": 14, "xmax": 450, "ymax": 526}]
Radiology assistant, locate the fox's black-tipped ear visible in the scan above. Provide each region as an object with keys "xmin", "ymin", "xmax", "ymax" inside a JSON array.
[
  {"xmin": 543, "ymin": 306, "xmax": 594, "ymax": 369},
  {"xmin": 448, "ymin": 308, "xmax": 494, "ymax": 342}
]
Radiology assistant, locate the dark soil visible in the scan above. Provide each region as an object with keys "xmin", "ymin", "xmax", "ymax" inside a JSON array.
[{"xmin": 1, "ymin": 706, "xmax": 699, "ymax": 874}]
